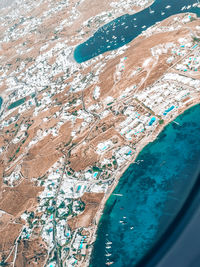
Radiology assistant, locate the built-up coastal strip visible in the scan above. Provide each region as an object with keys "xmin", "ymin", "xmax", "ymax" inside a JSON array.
[
  {"xmin": 90, "ymin": 104, "xmax": 200, "ymax": 267},
  {"xmin": 0, "ymin": 0, "xmax": 200, "ymax": 266}
]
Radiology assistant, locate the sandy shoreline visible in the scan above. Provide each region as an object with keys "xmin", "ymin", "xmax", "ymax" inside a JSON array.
[{"xmin": 82, "ymin": 99, "xmax": 200, "ymax": 267}]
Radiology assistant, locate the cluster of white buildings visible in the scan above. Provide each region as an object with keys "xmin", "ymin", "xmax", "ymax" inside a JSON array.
[
  {"xmin": 163, "ymin": 73, "xmax": 200, "ymax": 88},
  {"xmin": 18, "ymin": 156, "xmax": 108, "ymax": 255},
  {"xmin": 135, "ymin": 71, "xmax": 199, "ymax": 118},
  {"xmin": 118, "ymin": 107, "xmax": 150, "ymax": 140},
  {"xmin": 110, "ymin": 0, "xmax": 152, "ymax": 11},
  {"xmin": 176, "ymin": 49, "xmax": 200, "ymax": 73},
  {"xmin": 114, "ymin": 146, "xmax": 133, "ymax": 166}
]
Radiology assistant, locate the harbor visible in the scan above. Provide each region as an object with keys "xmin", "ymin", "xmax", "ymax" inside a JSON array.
[{"xmin": 74, "ymin": 0, "xmax": 200, "ymax": 63}]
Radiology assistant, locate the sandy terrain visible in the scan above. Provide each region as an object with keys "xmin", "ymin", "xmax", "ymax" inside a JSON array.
[{"xmin": 68, "ymin": 193, "xmax": 104, "ymax": 231}]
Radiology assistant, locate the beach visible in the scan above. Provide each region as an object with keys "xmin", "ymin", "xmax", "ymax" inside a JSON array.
[{"xmin": 84, "ymin": 100, "xmax": 200, "ymax": 267}]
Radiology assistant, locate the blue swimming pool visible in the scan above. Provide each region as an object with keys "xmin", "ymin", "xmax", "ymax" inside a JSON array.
[
  {"xmin": 163, "ymin": 105, "xmax": 175, "ymax": 115},
  {"xmin": 149, "ymin": 117, "xmax": 156, "ymax": 126}
]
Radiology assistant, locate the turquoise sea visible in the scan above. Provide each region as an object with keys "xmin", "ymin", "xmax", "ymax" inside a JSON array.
[
  {"xmin": 74, "ymin": 0, "xmax": 200, "ymax": 63},
  {"xmin": 90, "ymin": 104, "xmax": 200, "ymax": 267}
]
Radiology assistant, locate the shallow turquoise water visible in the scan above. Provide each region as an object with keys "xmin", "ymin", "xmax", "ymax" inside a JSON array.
[
  {"xmin": 74, "ymin": 0, "xmax": 200, "ymax": 63},
  {"xmin": 90, "ymin": 104, "xmax": 200, "ymax": 267}
]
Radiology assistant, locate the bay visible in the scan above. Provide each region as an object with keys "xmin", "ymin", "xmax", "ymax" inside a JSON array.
[
  {"xmin": 74, "ymin": 0, "xmax": 200, "ymax": 63},
  {"xmin": 90, "ymin": 104, "xmax": 200, "ymax": 267}
]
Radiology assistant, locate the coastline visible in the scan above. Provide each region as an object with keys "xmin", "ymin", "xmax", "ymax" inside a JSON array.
[
  {"xmin": 73, "ymin": 0, "xmax": 155, "ymax": 63},
  {"xmin": 83, "ymin": 99, "xmax": 200, "ymax": 267}
]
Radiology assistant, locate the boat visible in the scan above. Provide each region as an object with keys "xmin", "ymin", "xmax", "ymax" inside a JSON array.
[
  {"xmin": 105, "ymin": 253, "xmax": 112, "ymax": 257},
  {"xmin": 135, "ymin": 160, "xmax": 142, "ymax": 165},
  {"xmin": 112, "ymin": 193, "xmax": 123, "ymax": 196},
  {"xmin": 165, "ymin": 5, "xmax": 171, "ymax": 9},
  {"xmin": 161, "ymin": 11, "xmax": 165, "ymax": 15},
  {"xmin": 106, "ymin": 263, "xmax": 113, "ymax": 266},
  {"xmin": 173, "ymin": 120, "xmax": 180, "ymax": 126},
  {"xmin": 106, "ymin": 239, "xmax": 112, "ymax": 245},
  {"xmin": 160, "ymin": 160, "xmax": 166, "ymax": 167},
  {"xmin": 119, "ymin": 220, "xmax": 127, "ymax": 225},
  {"xmin": 149, "ymin": 7, "xmax": 155, "ymax": 14},
  {"xmin": 106, "ymin": 245, "xmax": 111, "ymax": 249}
]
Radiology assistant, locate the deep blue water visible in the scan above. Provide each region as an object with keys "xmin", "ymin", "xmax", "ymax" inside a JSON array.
[
  {"xmin": 144, "ymin": 172, "xmax": 200, "ymax": 267},
  {"xmin": 74, "ymin": 0, "xmax": 200, "ymax": 63},
  {"xmin": 90, "ymin": 104, "xmax": 200, "ymax": 267}
]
